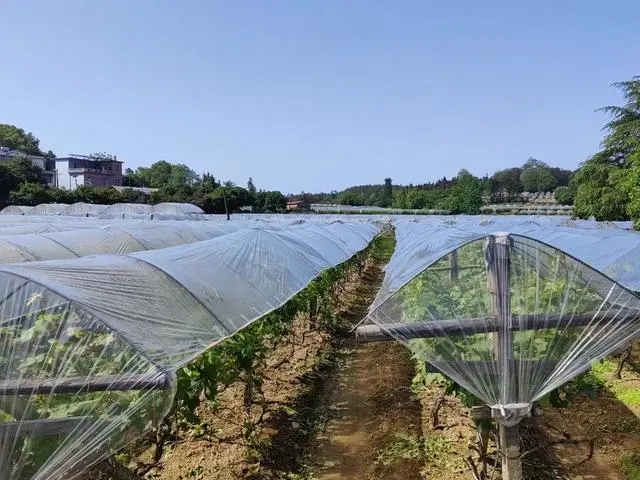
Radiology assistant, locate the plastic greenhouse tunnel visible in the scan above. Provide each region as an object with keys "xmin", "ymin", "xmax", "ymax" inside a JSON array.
[
  {"xmin": 0, "ymin": 220, "xmax": 378, "ymax": 479},
  {"xmin": 0, "ymin": 222, "xmax": 245, "ymax": 263},
  {"xmin": 357, "ymin": 220, "xmax": 640, "ymax": 479}
]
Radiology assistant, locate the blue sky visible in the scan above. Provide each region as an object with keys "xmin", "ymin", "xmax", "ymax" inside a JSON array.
[{"xmin": 1, "ymin": 1, "xmax": 638, "ymax": 193}]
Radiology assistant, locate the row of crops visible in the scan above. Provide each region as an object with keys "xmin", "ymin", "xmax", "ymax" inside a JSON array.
[
  {"xmin": 0, "ymin": 214, "xmax": 379, "ymax": 479},
  {"xmin": 359, "ymin": 217, "xmax": 640, "ymax": 476},
  {"xmin": 1, "ymin": 212, "xmax": 640, "ymax": 478}
]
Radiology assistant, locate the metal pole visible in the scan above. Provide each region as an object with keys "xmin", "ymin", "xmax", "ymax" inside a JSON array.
[
  {"xmin": 448, "ymin": 251, "xmax": 459, "ymax": 282},
  {"xmin": 222, "ymin": 188, "xmax": 230, "ymax": 220},
  {"xmin": 485, "ymin": 234, "xmax": 521, "ymax": 480}
]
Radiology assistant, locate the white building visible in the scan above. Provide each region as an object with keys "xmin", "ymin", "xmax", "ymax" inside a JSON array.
[{"xmin": 55, "ymin": 154, "xmax": 124, "ymax": 190}]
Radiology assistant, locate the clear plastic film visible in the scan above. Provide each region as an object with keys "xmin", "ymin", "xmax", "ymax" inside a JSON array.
[
  {"xmin": 0, "ymin": 223, "xmax": 243, "ymax": 264},
  {"xmin": 0, "ymin": 220, "xmax": 378, "ymax": 478},
  {"xmin": 366, "ymin": 221, "xmax": 640, "ymax": 426},
  {"xmin": 0, "ymin": 207, "xmax": 34, "ymax": 216},
  {"xmin": 1, "ymin": 202, "xmax": 205, "ymax": 218},
  {"xmin": 63, "ymin": 203, "xmax": 108, "ymax": 217}
]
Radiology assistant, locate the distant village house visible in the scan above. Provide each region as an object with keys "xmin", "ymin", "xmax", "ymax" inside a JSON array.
[
  {"xmin": 286, "ymin": 200, "xmax": 311, "ymax": 212},
  {"xmin": 55, "ymin": 154, "xmax": 123, "ymax": 190}
]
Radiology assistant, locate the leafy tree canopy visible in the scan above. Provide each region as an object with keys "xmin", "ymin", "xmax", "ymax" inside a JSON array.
[
  {"xmin": 573, "ymin": 76, "xmax": 640, "ymax": 221},
  {"xmin": 553, "ymin": 186, "xmax": 574, "ymax": 206},
  {"xmin": 520, "ymin": 157, "xmax": 558, "ymax": 192},
  {"xmin": 447, "ymin": 170, "xmax": 484, "ymax": 214},
  {"xmin": 0, "ymin": 124, "xmax": 42, "ymax": 155}
]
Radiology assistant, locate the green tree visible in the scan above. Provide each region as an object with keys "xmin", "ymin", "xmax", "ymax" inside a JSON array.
[
  {"xmin": 123, "ymin": 168, "xmax": 142, "ymax": 187},
  {"xmin": 379, "ymin": 178, "xmax": 393, "ymax": 207},
  {"xmin": 405, "ymin": 188, "xmax": 427, "ymax": 209},
  {"xmin": 168, "ymin": 164, "xmax": 198, "ymax": 190},
  {"xmin": 447, "ymin": 170, "xmax": 484, "ymax": 214},
  {"xmin": 522, "ymin": 157, "xmax": 548, "ymax": 170},
  {"xmin": 392, "ymin": 189, "xmax": 407, "ymax": 209},
  {"xmin": 147, "ymin": 161, "xmax": 173, "ymax": 188},
  {"xmin": 553, "ymin": 186, "xmax": 574, "ymax": 205},
  {"xmin": 520, "ymin": 158, "xmax": 558, "ymax": 192},
  {"xmin": 573, "ymin": 76, "xmax": 640, "ymax": 221},
  {"xmin": 4, "ymin": 157, "xmax": 45, "ymax": 185},
  {"xmin": 9, "ymin": 183, "xmax": 50, "ymax": 206},
  {"xmin": 74, "ymin": 185, "xmax": 123, "ymax": 204},
  {"xmin": 48, "ymin": 187, "xmax": 75, "ymax": 204},
  {"xmin": 337, "ymin": 190, "xmax": 364, "ymax": 206},
  {"xmin": 0, "ymin": 124, "xmax": 42, "ymax": 155},
  {"xmin": 489, "ymin": 168, "xmax": 523, "ymax": 202},
  {"xmin": 549, "ymin": 167, "xmax": 572, "ymax": 187},
  {"xmin": 246, "ymin": 177, "xmax": 257, "ymax": 206},
  {"xmin": 247, "ymin": 177, "xmax": 256, "ymax": 195},
  {"xmin": 201, "ymin": 173, "xmax": 218, "ymax": 193},
  {"xmin": 255, "ymin": 190, "xmax": 267, "ymax": 211},
  {"xmin": 201, "ymin": 186, "xmax": 252, "ymax": 214},
  {"xmin": 0, "ymin": 164, "xmax": 19, "ymax": 206},
  {"xmin": 264, "ymin": 191, "xmax": 287, "ymax": 212},
  {"xmin": 118, "ymin": 187, "xmax": 142, "ymax": 203}
]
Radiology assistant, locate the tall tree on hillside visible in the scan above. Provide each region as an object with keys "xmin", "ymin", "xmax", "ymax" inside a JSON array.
[
  {"xmin": 573, "ymin": 76, "xmax": 640, "ymax": 221},
  {"xmin": 549, "ymin": 167, "xmax": 573, "ymax": 187},
  {"xmin": 147, "ymin": 161, "xmax": 173, "ymax": 188},
  {"xmin": 520, "ymin": 158, "xmax": 558, "ymax": 192},
  {"xmin": 200, "ymin": 173, "xmax": 218, "ymax": 193},
  {"xmin": 247, "ymin": 177, "xmax": 257, "ymax": 205},
  {"xmin": 247, "ymin": 177, "xmax": 256, "ymax": 195},
  {"xmin": 168, "ymin": 164, "xmax": 198, "ymax": 190},
  {"xmin": 489, "ymin": 168, "xmax": 523, "ymax": 202},
  {"xmin": 123, "ymin": 168, "xmax": 142, "ymax": 187},
  {"xmin": 0, "ymin": 124, "xmax": 42, "ymax": 155},
  {"xmin": 379, "ymin": 177, "xmax": 393, "ymax": 207},
  {"xmin": 448, "ymin": 170, "xmax": 484, "ymax": 214}
]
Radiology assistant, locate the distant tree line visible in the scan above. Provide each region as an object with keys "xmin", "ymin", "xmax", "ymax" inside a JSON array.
[
  {"xmin": 0, "ymin": 125, "xmax": 287, "ymax": 214},
  {"xmin": 312, "ymin": 159, "xmax": 573, "ymax": 214},
  {"xmin": 3, "ymin": 73, "xmax": 639, "ymax": 221}
]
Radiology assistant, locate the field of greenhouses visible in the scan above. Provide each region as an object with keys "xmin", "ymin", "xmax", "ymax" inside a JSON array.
[{"xmin": 1, "ymin": 210, "xmax": 640, "ymax": 480}]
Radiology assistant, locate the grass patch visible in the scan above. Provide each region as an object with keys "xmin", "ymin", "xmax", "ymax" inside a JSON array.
[
  {"xmin": 376, "ymin": 434, "xmax": 452, "ymax": 473},
  {"xmin": 589, "ymin": 359, "xmax": 640, "ymax": 406},
  {"xmin": 614, "ymin": 415, "xmax": 640, "ymax": 433},
  {"xmin": 620, "ymin": 450, "xmax": 640, "ymax": 480}
]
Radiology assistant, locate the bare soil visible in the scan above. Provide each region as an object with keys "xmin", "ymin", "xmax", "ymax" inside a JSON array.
[
  {"xmin": 309, "ymin": 341, "xmax": 424, "ymax": 480},
  {"xmin": 128, "ymin": 233, "xmax": 398, "ymax": 480}
]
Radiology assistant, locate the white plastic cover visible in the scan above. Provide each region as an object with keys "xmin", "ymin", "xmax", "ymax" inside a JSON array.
[
  {"xmin": 0, "ymin": 206, "xmax": 34, "ymax": 215},
  {"xmin": 365, "ymin": 219, "xmax": 640, "ymax": 427},
  {"xmin": 63, "ymin": 203, "xmax": 108, "ymax": 216},
  {"xmin": 0, "ymin": 219, "xmax": 379, "ymax": 478},
  {"xmin": 152, "ymin": 202, "xmax": 204, "ymax": 215},
  {"xmin": 103, "ymin": 203, "xmax": 153, "ymax": 215},
  {"xmin": 27, "ymin": 204, "xmax": 69, "ymax": 216}
]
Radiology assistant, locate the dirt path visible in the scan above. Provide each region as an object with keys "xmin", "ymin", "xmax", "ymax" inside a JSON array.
[
  {"xmin": 310, "ymin": 342, "xmax": 423, "ymax": 480},
  {"xmin": 308, "ymin": 233, "xmax": 424, "ymax": 480}
]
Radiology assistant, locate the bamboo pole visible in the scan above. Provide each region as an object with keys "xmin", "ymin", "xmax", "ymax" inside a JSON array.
[
  {"xmin": 0, "ymin": 372, "xmax": 170, "ymax": 396},
  {"xmin": 354, "ymin": 311, "xmax": 620, "ymax": 341},
  {"xmin": 486, "ymin": 234, "xmax": 521, "ymax": 480}
]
